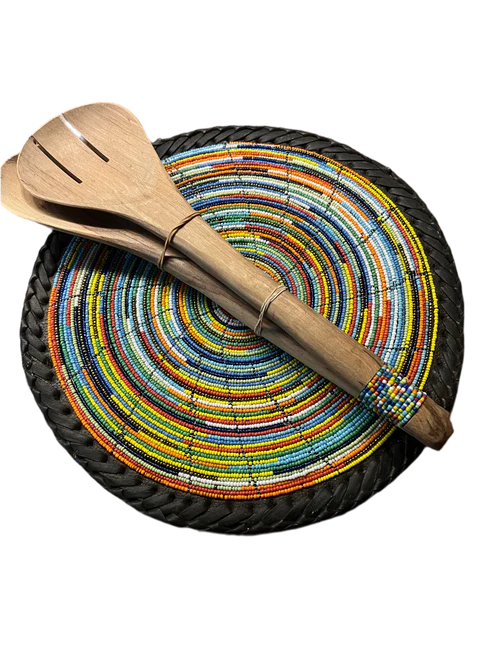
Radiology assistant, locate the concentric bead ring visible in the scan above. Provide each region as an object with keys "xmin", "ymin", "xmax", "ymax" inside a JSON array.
[{"xmin": 48, "ymin": 142, "xmax": 438, "ymax": 499}]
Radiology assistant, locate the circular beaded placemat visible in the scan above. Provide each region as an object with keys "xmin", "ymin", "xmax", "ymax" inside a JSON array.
[{"xmin": 21, "ymin": 127, "xmax": 463, "ymax": 533}]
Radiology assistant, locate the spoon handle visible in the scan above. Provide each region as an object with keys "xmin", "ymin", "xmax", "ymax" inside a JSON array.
[{"xmin": 133, "ymin": 199, "xmax": 452, "ymax": 449}]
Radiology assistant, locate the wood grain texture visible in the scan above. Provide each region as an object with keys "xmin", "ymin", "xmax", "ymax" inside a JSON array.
[
  {"xmin": 13, "ymin": 104, "xmax": 453, "ymax": 448},
  {"xmin": 405, "ymin": 397, "xmax": 453, "ymax": 448}
]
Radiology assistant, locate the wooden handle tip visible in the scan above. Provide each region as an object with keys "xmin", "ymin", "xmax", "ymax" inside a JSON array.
[{"xmin": 405, "ymin": 396, "xmax": 453, "ymax": 450}]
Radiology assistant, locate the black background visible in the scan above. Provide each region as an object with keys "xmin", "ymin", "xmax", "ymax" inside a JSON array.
[{"xmin": 6, "ymin": 95, "xmax": 484, "ymax": 544}]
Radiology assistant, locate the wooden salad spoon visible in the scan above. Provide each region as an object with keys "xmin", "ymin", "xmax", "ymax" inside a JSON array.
[{"xmin": 15, "ymin": 104, "xmax": 453, "ymax": 448}]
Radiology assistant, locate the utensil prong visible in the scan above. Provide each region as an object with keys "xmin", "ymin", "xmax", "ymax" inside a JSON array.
[
  {"xmin": 31, "ymin": 137, "xmax": 82, "ymax": 183},
  {"xmin": 59, "ymin": 113, "xmax": 109, "ymax": 162}
]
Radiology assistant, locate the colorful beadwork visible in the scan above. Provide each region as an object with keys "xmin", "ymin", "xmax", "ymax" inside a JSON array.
[
  {"xmin": 359, "ymin": 366, "xmax": 427, "ymax": 427},
  {"xmin": 47, "ymin": 142, "xmax": 438, "ymax": 500}
]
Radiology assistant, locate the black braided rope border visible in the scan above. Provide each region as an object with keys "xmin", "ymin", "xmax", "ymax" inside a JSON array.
[{"xmin": 20, "ymin": 127, "xmax": 464, "ymax": 534}]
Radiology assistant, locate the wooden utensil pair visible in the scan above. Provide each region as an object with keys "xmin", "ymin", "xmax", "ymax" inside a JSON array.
[{"xmin": 1, "ymin": 103, "xmax": 453, "ymax": 448}]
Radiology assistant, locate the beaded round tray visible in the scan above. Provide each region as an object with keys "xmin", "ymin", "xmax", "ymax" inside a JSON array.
[{"xmin": 21, "ymin": 126, "xmax": 463, "ymax": 534}]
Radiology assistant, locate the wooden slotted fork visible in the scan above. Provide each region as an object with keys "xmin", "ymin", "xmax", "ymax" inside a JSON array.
[{"xmin": 15, "ymin": 104, "xmax": 453, "ymax": 448}]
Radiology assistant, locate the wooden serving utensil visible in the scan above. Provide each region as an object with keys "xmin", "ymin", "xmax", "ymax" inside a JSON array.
[{"xmin": 15, "ymin": 104, "xmax": 453, "ymax": 449}]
